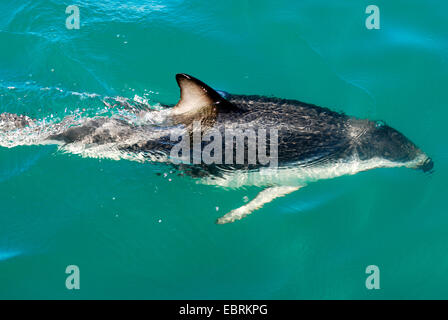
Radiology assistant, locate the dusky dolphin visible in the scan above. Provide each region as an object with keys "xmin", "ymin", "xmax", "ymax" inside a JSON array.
[{"xmin": 0, "ymin": 74, "xmax": 433, "ymax": 224}]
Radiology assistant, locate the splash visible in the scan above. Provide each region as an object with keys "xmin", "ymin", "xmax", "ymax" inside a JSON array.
[{"xmin": 0, "ymin": 88, "xmax": 174, "ymax": 163}]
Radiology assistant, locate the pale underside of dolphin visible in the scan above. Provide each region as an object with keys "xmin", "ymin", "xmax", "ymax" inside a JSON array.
[{"xmin": 0, "ymin": 74, "xmax": 434, "ymax": 224}]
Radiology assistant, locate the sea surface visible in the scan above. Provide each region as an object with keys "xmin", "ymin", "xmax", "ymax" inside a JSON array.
[{"xmin": 0, "ymin": 0, "xmax": 447, "ymax": 299}]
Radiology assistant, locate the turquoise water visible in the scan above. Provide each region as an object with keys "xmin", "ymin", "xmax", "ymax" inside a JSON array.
[{"xmin": 0, "ymin": 0, "xmax": 447, "ymax": 299}]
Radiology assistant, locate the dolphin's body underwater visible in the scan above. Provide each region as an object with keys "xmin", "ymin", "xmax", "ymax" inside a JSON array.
[{"xmin": 0, "ymin": 74, "xmax": 433, "ymax": 224}]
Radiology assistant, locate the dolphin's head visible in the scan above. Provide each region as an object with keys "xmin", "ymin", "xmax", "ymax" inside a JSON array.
[{"xmin": 351, "ymin": 119, "xmax": 433, "ymax": 172}]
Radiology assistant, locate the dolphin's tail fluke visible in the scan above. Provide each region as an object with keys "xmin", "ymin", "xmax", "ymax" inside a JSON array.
[
  {"xmin": 0, "ymin": 112, "xmax": 61, "ymax": 148},
  {"xmin": 216, "ymin": 185, "xmax": 302, "ymax": 224},
  {"xmin": 0, "ymin": 113, "xmax": 35, "ymax": 131}
]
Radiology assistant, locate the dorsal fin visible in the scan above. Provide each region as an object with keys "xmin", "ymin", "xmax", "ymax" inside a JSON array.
[{"xmin": 173, "ymin": 73, "xmax": 239, "ymax": 116}]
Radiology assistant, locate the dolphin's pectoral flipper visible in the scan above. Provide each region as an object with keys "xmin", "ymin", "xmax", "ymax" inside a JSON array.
[{"xmin": 216, "ymin": 186, "xmax": 302, "ymax": 224}]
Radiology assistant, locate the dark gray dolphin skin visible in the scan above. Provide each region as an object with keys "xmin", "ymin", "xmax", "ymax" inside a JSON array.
[
  {"xmin": 0, "ymin": 74, "xmax": 433, "ymax": 224},
  {"xmin": 171, "ymin": 74, "xmax": 433, "ymax": 171},
  {"xmin": 166, "ymin": 74, "xmax": 433, "ymax": 223}
]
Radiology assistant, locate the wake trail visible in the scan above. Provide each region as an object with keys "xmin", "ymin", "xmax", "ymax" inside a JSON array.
[{"xmin": 0, "ymin": 96, "xmax": 174, "ymax": 163}]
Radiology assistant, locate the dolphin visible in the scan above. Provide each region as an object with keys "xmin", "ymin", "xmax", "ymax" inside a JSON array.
[{"xmin": 0, "ymin": 74, "xmax": 433, "ymax": 224}]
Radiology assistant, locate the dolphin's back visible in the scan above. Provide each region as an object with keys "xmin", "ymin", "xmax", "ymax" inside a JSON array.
[{"xmin": 216, "ymin": 94, "xmax": 353, "ymax": 167}]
